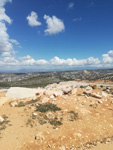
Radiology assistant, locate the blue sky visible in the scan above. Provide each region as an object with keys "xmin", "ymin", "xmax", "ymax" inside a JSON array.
[{"xmin": 0, "ymin": 0, "xmax": 113, "ymax": 71}]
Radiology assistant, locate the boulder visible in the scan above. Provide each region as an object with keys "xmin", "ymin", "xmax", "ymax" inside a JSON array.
[
  {"xmin": 84, "ymin": 86, "xmax": 93, "ymax": 94},
  {"xmin": 0, "ymin": 116, "xmax": 4, "ymax": 123},
  {"xmin": 62, "ymin": 87, "xmax": 72, "ymax": 95}
]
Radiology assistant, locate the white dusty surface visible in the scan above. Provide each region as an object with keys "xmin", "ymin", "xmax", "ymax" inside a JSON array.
[{"xmin": 6, "ymin": 87, "xmax": 41, "ymax": 99}]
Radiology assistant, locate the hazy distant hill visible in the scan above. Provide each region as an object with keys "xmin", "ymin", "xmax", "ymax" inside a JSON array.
[{"xmin": 0, "ymin": 69, "xmax": 113, "ymax": 88}]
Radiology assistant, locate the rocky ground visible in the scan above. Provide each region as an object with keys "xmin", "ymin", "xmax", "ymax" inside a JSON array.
[{"xmin": 0, "ymin": 80, "xmax": 113, "ymax": 150}]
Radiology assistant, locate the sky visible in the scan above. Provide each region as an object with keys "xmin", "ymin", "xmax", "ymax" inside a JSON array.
[{"xmin": 0, "ymin": 0, "xmax": 113, "ymax": 72}]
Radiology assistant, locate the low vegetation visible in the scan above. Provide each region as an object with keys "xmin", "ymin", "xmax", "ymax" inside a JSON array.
[
  {"xmin": 25, "ymin": 99, "xmax": 39, "ymax": 105},
  {"xmin": 36, "ymin": 103, "xmax": 61, "ymax": 113},
  {"xmin": 16, "ymin": 101, "xmax": 25, "ymax": 107},
  {"xmin": 0, "ymin": 115, "xmax": 10, "ymax": 131},
  {"xmin": 68, "ymin": 111, "xmax": 78, "ymax": 121}
]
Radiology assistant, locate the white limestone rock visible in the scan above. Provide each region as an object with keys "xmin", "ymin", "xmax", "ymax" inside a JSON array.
[
  {"xmin": 0, "ymin": 116, "xmax": 4, "ymax": 123},
  {"xmin": 10, "ymin": 101, "xmax": 18, "ymax": 107}
]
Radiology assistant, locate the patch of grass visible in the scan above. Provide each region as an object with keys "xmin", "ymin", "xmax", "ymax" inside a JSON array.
[
  {"xmin": 38, "ymin": 119, "xmax": 47, "ymax": 125},
  {"xmin": 36, "ymin": 103, "xmax": 61, "ymax": 113},
  {"xmin": 32, "ymin": 114, "xmax": 37, "ymax": 119},
  {"xmin": 26, "ymin": 119, "xmax": 34, "ymax": 128},
  {"xmin": 25, "ymin": 99, "xmax": 38, "ymax": 105},
  {"xmin": 1, "ymin": 115, "xmax": 8, "ymax": 120},
  {"xmin": 68, "ymin": 111, "xmax": 78, "ymax": 121},
  {"xmin": 80, "ymin": 85, "xmax": 85, "ymax": 88},
  {"xmin": 89, "ymin": 104, "xmax": 97, "ymax": 109},
  {"xmin": 49, "ymin": 119, "xmax": 62, "ymax": 126},
  {"xmin": 16, "ymin": 101, "xmax": 25, "ymax": 107},
  {"xmin": 0, "ymin": 125, "xmax": 6, "ymax": 130},
  {"xmin": 77, "ymin": 94, "xmax": 83, "ymax": 96},
  {"xmin": 89, "ymin": 104, "xmax": 93, "ymax": 107}
]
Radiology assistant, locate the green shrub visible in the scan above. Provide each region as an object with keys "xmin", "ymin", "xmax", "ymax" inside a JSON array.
[
  {"xmin": 38, "ymin": 119, "xmax": 47, "ymax": 125},
  {"xmin": 25, "ymin": 99, "xmax": 38, "ymax": 105},
  {"xmin": 16, "ymin": 101, "xmax": 25, "ymax": 107},
  {"xmin": 49, "ymin": 119, "xmax": 62, "ymax": 126},
  {"xmin": 36, "ymin": 103, "xmax": 61, "ymax": 113},
  {"xmin": 0, "ymin": 115, "xmax": 10, "ymax": 131},
  {"xmin": 68, "ymin": 111, "xmax": 78, "ymax": 121}
]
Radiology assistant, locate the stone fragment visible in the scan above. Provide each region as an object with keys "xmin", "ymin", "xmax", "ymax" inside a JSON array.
[
  {"xmin": 35, "ymin": 132, "xmax": 45, "ymax": 141},
  {"xmin": 32, "ymin": 112, "xmax": 37, "ymax": 116},
  {"xmin": 98, "ymin": 100, "xmax": 103, "ymax": 104},
  {"xmin": 10, "ymin": 101, "xmax": 18, "ymax": 107},
  {"xmin": 0, "ymin": 116, "xmax": 4, "ymax": 123},
  {"xmin": 89, "ymin": 93, "xmax": 102, "ymax": 99},
  {"xmin": 59, "ymin": 146, "xmax": 66, "ymax": 150}
]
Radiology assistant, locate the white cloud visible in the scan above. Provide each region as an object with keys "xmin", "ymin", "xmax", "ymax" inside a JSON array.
[
  {"xmin": 86, "ymin": 57, "xmax": 100, "ymax": 65},
  {"xmin": 1, "ymin": 50, "xmax": 113, "ymax": 71},
  {"xmin": 102, "ymin": 50, "xmax": 113, "ymax": 64},
  {"xmin": 0, "ymin": 22, "xmax": 12, "ymax": 53},
  {"xmin": 50, "ymin": 56, "xmax": 65, "ymax": 65},
  {"xmin": 19, "ymin": 55, "xmax": 35, "ymax": 65},
  {"xmin": 44, "ymin": 15, "xmax": 65, "ymax": 35},
  {"xmin": 0, "ymin": 0, "xmax": 21, "ymax": 69},
  {"xmin": 0, "ymin": 7, "xmax": 12, "ymax": 23},
  {"xmin": 26, "ymin": 11, "xmax": 41, "ymax": 27},
  {"xmin": 68, "ymin": 2, "xmax": 74, "ymax": 9},
  {"xmin": 108, "ymin": 50, "xmax": 113, "ymax": 57},
  {"xmin": 9, "ymin": 39, "xmax": 19, "ymax": 45},
  {"xmin": 2, "ymin": 52, "xmax": 11, "ymax": 57},
  {"xmin": 0, "ymin": 0, "xmax": 19, "ymax": 55},
  {"xmin": 35, "ymin": 59, "xmax": 48, "ymax": 65},
  {"xmin": 0, "ymin": 0, "xmax": 12, "ymax": 7}
]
